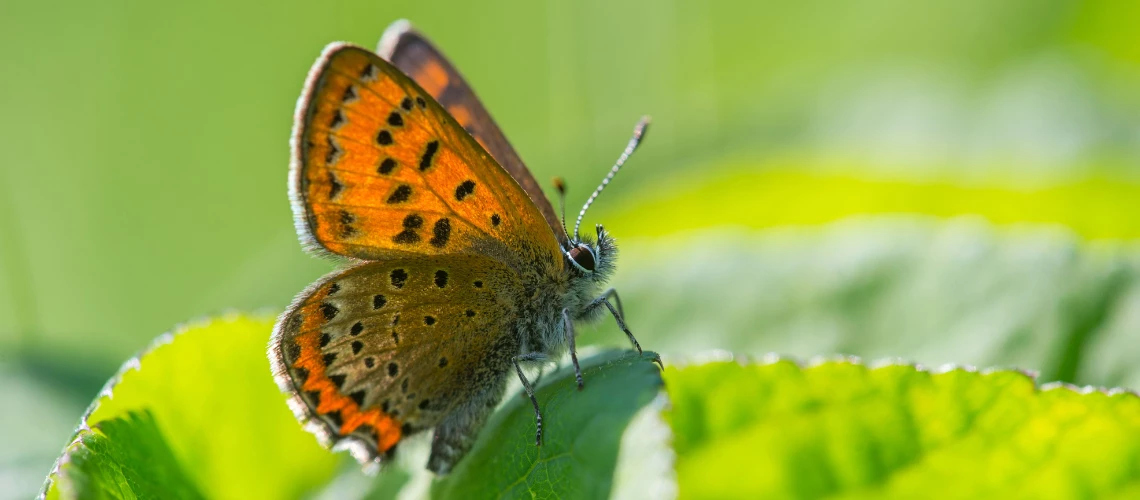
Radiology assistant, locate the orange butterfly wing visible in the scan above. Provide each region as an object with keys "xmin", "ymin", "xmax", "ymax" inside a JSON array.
[
  {"xmin": 376, "ymin": 20, "xmax": 569, "ymax": 248},
  {"xmin": 290, "ymin": 43, "xmax": 563, "ymax": 274},
  {"xmin": 270, "ymin": 254, "xmax": 523, "ymax": 462}
]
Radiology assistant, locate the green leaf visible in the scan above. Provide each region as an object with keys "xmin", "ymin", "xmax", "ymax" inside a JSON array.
[
  {"xmin": 50, "ymin": 410, "xmax": 205, "ymax": 499},
  {"xmin": 579, "ymin": 218, "xmax": 1140, "ymax": 387},
  {"xmin": 666, "ymin": 357, "xmax": 1140, "ymax": 498},
  {"xmin": 432, "ymin": 350, "xmax": 664, "ymax": 500},
  {"xmin": 43, "ymin": 315, "xmax": 341, "ymax": 499}
]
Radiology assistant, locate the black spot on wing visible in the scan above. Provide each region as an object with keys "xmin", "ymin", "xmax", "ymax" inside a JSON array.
[
  {"xmin": 419, "ymin": 140, "xmax": 439, "ymax": 171},
  {"xmin": 390, "ymin": 269, "xmax": 408, "ymax": 288},
  {"xmin": 387, "ymin": 185, "xmax": 412, "ymax": 204},
  {"xmin": 376, "ymin": 130, "xmax": 393, "ymax": 146},
  {"xmin": 434, "ymin": 270, "xmax": 448, "ymax": 288},
  {"xmin": 325, "ymin": 137, "xmax": 341, "ymax": 166},
  {"xmin": 455, "ymin": 180, "xmax": 475, "ymax": 201},
  {"xmin": 391, "ymin": 314, "xmax": 400, "ymax": 345},
  {"xmin": 338, "ymin": 210, "xmax": 357, "ymax": 238},
  {"xmin": 326, "ymin": 171, "xmax": 344, "ymax": 199},
  {"xmin": 327, "ymin": 172, "xmax": 344, "ymax": 199},
  {"xmin": 360, "ymin": 64, "xmax": 378, "ymax": 81},
  {"xmin": 393, "ymin": 220, "xmax": 421, "ymax": 244},
  {"xmin": 430, "ymin": 218, "xmax": 451, "ymax": 248},
  {"xmin": 320, "ymin": 303, "xmax": 339, "ymax": 321},
  {"xmin": 378, "ymin": 157, "xmax": 396, "ymax": 175},
  {"xmin": 349, "ymin": 390, "xmax": 366, "ymax": 407}
]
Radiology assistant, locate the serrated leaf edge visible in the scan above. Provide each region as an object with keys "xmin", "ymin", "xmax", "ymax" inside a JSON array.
[{"xmin": 38, "ymin": 311, "xmax": 276, "ymax": 500}]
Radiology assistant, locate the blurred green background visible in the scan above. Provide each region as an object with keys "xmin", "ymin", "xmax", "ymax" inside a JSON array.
[{"xmin": 4, "ymin": 0, "xmax": 1140, "ymax": 497}]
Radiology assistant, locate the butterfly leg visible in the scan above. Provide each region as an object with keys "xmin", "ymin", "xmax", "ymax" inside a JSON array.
[
  {"xmin": 563, "ymin": 308, "xmax": 585, "ymax": 391},
  {"xmin": 588, "ymin": 288, "xmax": 642, "ymax": 354},
  {"xmin": 514, "ymin": 352, "xmax": 548, "ymax": 446}
]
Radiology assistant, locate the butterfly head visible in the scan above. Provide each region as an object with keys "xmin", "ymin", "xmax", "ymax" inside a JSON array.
[
  {"xmin": 565, "ymin": 224, "xmax": 616, "ymax": 281},
  {"xmin": 560, "ymin": 117, "xmax": 648, "ymax": 280}
]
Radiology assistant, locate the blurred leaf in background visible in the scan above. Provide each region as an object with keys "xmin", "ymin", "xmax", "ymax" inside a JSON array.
[
  {"xmin": 3, "ymin": 0, "xmax": 1140, "ymax": 498},
  {"xmin": 580, "ymin": 219, "xmax": 1140, "ymax": 388}
]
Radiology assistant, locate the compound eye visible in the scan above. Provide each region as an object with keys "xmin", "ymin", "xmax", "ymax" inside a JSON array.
[{"xmin": 568, "ymin": 244, "xmax": 596, "ymax": 272}]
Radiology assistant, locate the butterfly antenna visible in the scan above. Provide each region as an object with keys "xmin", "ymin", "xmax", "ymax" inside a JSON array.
[
  {"xmin": 553, "ymin": 177, "xmax": 570, "ymax": 244},
  {"xmin": 573, "ymin": 116, "xmax": 651, "ymax": 241}
]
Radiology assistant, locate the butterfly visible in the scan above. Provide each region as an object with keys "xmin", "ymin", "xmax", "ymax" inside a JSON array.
[{"xmin": 269, "ymin": 19, "xmax": 650, "ymax": 475}]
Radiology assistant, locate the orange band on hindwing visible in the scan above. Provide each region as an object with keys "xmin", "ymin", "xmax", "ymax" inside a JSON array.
[{"xmin": 291, "ymin": 286, "xmax": 402, "ymax": 452}]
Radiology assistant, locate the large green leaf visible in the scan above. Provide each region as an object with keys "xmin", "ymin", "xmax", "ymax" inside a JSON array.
[
  {"xmin": 432, "ymin": 350, "xmax": 664, "ymax": 499},
  {"xmin": 579, "ymin": 218, "xmax": 1140, "ymax": 388},
  {"xmin": 43, "ymin": 315, "xmax": 340, "ymax": 499},
  {"xmin": 41, "ymin": 316, "xmax": 663, "ymax": 499},
  {"xmin": 666, "ymin": 357, "xmax": 1140, "ymax": 498}
]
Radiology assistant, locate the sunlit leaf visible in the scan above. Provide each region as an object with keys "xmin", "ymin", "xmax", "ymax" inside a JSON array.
[
  {"xmin": 48, "ymin": 410, "xmax": 204, "ymax": 500},
  {"xmin": 43, "ymin": 315, "xmax": 341, "ymax": 499},
  {"xmin": 667, "ymin": 357, "xmax": 1140, "ymax": 498}
]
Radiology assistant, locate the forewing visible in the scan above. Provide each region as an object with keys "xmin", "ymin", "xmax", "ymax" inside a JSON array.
[
  {"xmin": 377, "ymin": 20, "xmax": 569, "ymax": 248},
  {"xmin": 290, "ymin": 43, "xmax": 563, "ymax": 272},
  {"xmin": 269, "ymin": 255, "xmax": 521, "ymax": 464}
]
